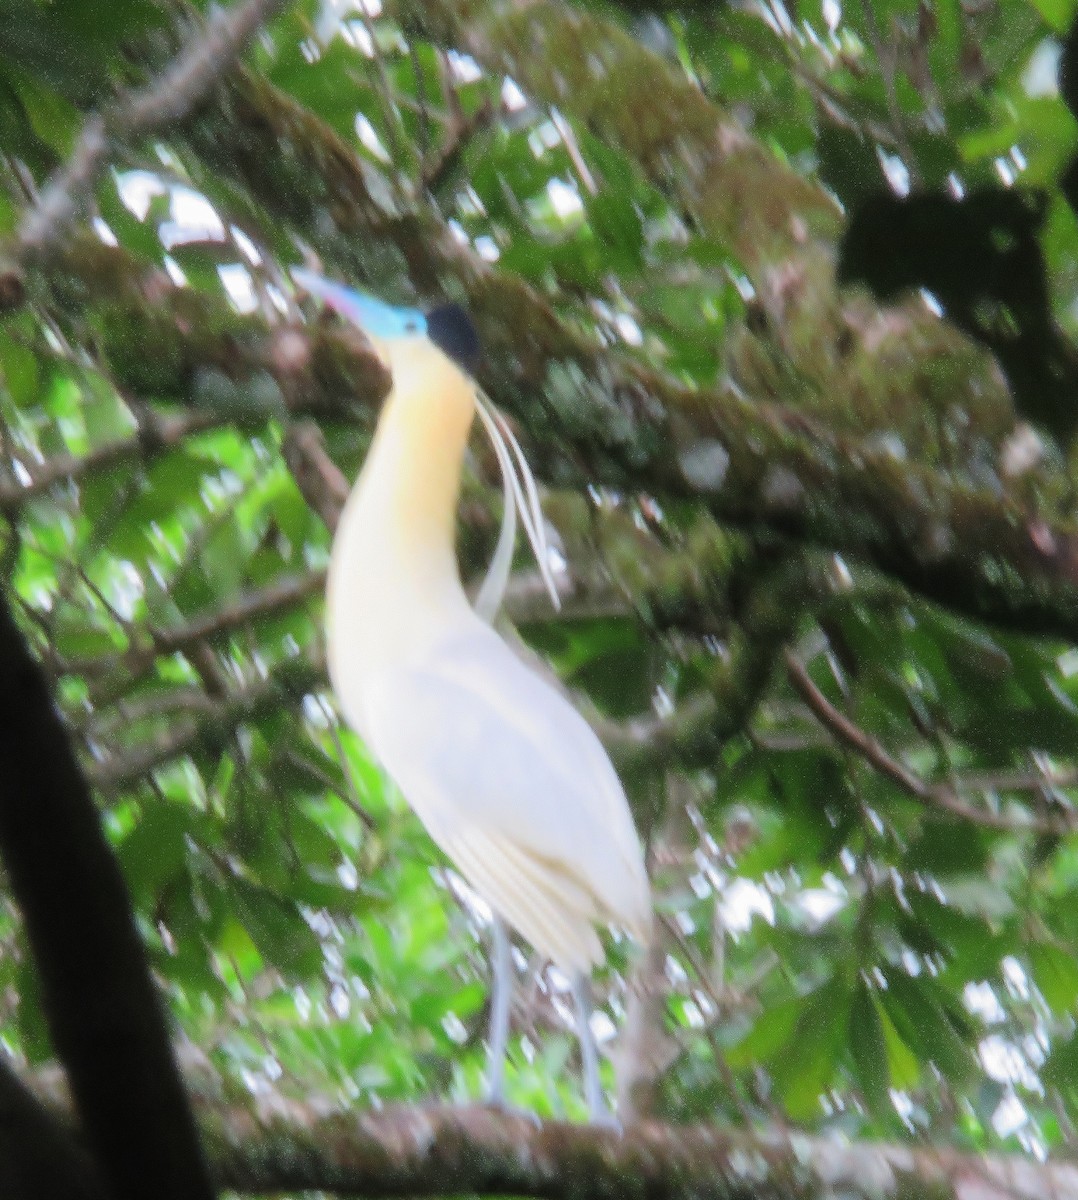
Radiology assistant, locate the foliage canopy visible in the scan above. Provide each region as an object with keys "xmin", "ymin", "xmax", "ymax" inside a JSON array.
[{"xmin": 4, "ymin": 0, "xmax": 1078, "ymax": 1194}]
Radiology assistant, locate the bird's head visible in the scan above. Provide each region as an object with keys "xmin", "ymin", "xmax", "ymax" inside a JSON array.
[
  {"xmin": 292, "ymin": 268, "xmax": 481, "ymax": 379},
  {"xmin": 293, "ymin": 268, "xmax": 560, "ymax": 616}
]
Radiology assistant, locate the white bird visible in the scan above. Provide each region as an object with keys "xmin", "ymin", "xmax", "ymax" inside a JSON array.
[{"xmin": 294, "ymin": 268, "xmax": 652, "ymax": 1120}]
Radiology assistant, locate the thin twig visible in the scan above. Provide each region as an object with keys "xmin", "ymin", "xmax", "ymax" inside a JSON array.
[
  {"xmin": 15, "ymin": 0, "xmax": 290, "ymax": 264},
  {"xmin": 86, "ymin": 656, "xmax": 323, "ymax": 794},
  {"xmin": 0, "ymin": 411, "xmax": 222, "ymax": 513},
  {"xmin": 949, "ymin": 765, "xmax": 1078, "ymax": 795},
  {"xmin": 784, "ymin": 649, "xmax": 1078, "ymax": 835},
  {"xmin": 421, "ymin": 98, "xmax": 496, "ymax": 194}
]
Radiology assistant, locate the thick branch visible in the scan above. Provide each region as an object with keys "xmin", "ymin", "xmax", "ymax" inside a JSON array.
[
  {"xmin": 0, "ymin": 593, "xmax": 215, "ymax": 1200},
  {"xmin": 43, "ymin": 235, "xmax": 390, "ymax": 420},
  {"xmin": 39, "ymin": 209, "xmax": 1078, "ymax": 656},
  {"xmin": 174, "ymin": 69, "xmax": 1078, "ymax": 645},
  {"xmin": 202, "ymin": 1100, "xmax": 1078, "ymax": 1199},
  {"xmin": 0, "ymin": 1056, "xmax": 107, "ymax": 1200},
  {"xmin": 394, "ymin": 0, "xmax": 834, "ymax": 269},
  {"xmin": 393, "ymin": 0, "xmax": 1012, "ymax": 442},
  {"xmin": 18, "ymin": 1070, "xmax": 1078, "ymax": 1200},
  {"xmin": 0, "ymin": 63, "xmax": 1046, "ymax": 672}
]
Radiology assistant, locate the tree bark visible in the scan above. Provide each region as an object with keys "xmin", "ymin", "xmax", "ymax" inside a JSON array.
[{"xmin": 0, "ymin": 595, "xmax": 216, "ymax": 1200}]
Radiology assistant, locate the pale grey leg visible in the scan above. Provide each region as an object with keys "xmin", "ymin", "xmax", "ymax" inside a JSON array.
[
  {"xmin": 484, "ymin": 914, "xmax": 512, "ymax": 1105},
  {"xmin": 572, "ymin": 972, "xmax": 613, "ymax": 1125}
]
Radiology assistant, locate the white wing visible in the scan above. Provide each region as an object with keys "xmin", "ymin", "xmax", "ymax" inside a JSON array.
[{"xmin": 363, "ymin": 618, "xmax": 652, "ymax": 972}]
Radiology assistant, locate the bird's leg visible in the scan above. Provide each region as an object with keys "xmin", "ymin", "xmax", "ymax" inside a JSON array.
[
  {"xmin": 572, "ymin": 972, "xmax": 616, "ymax": 1126},
  {"xmin": 484, "ymin": 913, "xmax": 512, "ymax": 1106}
]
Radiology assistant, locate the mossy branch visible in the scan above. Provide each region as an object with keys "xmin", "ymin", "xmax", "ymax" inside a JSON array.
[
  {"xmin": 17, "ymin": 1069, "xmax": 1078, "ymax": 1200},
  {"xmin": 150, "ymin": 1096, "xmax": 1078, "ymax": 1200},
  {"xmin": 170, "ymin": 62, "xmax": 1078, "ymax": 644},
  {"xmin": 390, "ymin": 0, "xmax": 1016, "ymax": 446}
]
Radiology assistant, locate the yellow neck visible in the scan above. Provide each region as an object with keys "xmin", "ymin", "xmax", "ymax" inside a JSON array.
[
  {"xmin": 326, "ymin": 340, "xmax": 477, "ymax": 693},
  {"xmin": 358, "ymin": 342, "xmax": 475, "ymax": 567}
]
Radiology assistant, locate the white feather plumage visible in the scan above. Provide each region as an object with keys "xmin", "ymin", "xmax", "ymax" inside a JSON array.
[{"xmin": 320, "ymin": 310, "xmax": 651, "ymax": 973}]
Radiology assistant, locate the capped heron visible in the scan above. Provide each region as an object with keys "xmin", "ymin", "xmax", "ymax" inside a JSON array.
[{"xmin": 294, "ymin": 269, "xmax": 651, "ymax": 1121}]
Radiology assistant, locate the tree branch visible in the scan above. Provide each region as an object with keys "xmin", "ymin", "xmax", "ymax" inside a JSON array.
[
  {"xmin": 42, "ymin": 235, "xmax": 390, "ymax": 421},
  {"xmin": 86, "ymin": 654, "xmax": 323, "ymax": 794},
  {"xmin": 19, "ymin": 1074, "xmax": 1078, "ymax": 1200},
  {"xmin": 0, "ymin": 593, "xmax": 215, "ymax": 1200},
  {"xmin": 0, "ymin": 1056, "xmax": 107, "ymax": 1200},
  {"xmin": 13, "ymin": 0, "xmax": 290, "ymax": 267},
  {"xmin": 66, "ymin": 571, "xmax": 325, "ymax": 683},
  {"xmin": 201, "ymin": 1100, "xmax": 1078, "ymax": 1199},
  {"xmin": 0, "ymin": 409, "xmax": 222, "ymax": 514},
  {"xmin": 615, "ymin": 780, "xmax": 685, "ymax": 1123},
  {"xmin": 784, "ymin": 649, "xmax": 1078, "ymax": 834},
  {"xmin": 173, "ymin": 66, "xmax": 1078, "ymax": 646}
]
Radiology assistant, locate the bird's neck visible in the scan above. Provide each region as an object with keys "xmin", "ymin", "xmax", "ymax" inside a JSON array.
[
  {"xmin": 360, "ymin": 353, "xmax": 476, "ymax": 567},
  {"xmin": 328, "ymin": 345, "xmax": 478, "ymax": 684}
]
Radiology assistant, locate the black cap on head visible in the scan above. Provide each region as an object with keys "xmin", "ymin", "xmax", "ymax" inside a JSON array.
[{"xmin": 425, "ymin": 303, "xmax": 482, "ymax": 373}]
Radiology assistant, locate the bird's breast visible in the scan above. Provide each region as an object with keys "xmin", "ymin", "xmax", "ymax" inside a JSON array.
[{"xmin": 325, "ymin": 472, "xmax": 470, "ymax": 735}]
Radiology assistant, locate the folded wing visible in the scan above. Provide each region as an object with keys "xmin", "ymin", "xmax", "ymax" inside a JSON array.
[{"xmin": 364, "ymin": 619, "xmax": 652, "ymax": 972}]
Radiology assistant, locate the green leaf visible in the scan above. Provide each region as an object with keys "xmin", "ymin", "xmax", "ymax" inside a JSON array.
[
  {"xmin": 229, "ymin": 878, "xmax": 323, "ymax": 980},
  {"xmin": 770, "ymin": 974, "xmax": 855, "ymax": 1120},
  {"xmin": 118, "ymin": 804, "xmax": 198, "ymax": 905},
  {"xmin": 5, "ymin": 62, "xmax": 78, "ymax": 156},
  {"xmin": 880, "ymin": 970, "xmax": 976, "ymax": 1085},
  {"xmin": 726, "ymin": 995, "xmax": 802, "ymax": 1069},
  {"xmin": 1025, "ymin": 0, "xmax": 1078, "ymax": 30},
  {"xmin": 1044, "ymin": 1029, "xmax": 1078, "ymax": 1095},
  {"xmin": 904, "ymin": 892, "xmax": 1011, "ymax": 980},
  {"xmin": 904, "ymin": 821, "xmax": 993, "ymax": 875},
  {"xmin": 1030, "ymin": 942, "xmax": 1078, "ymax": 1015},
  {"xmin": 849, "ymin": 985, "xmax": 891, "ymax": 1120},
  {"xmin": 878, "ymin": 996, "xmax": 921, "ymax": 1092},
  {"xmin": 0, "ymin": 331, "xmax": 39, "ymax": 407}
]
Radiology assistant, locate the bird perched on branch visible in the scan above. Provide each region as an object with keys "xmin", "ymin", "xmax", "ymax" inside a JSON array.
[{"xmin": 293, "ymin": 269, "xmax": 652, "ymax": 1122}]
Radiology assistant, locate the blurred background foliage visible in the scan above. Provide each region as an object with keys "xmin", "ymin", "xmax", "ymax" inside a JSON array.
[{"xmin": 3, "ymin": 0, "xmax": 1078, "ymax": 1176}]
